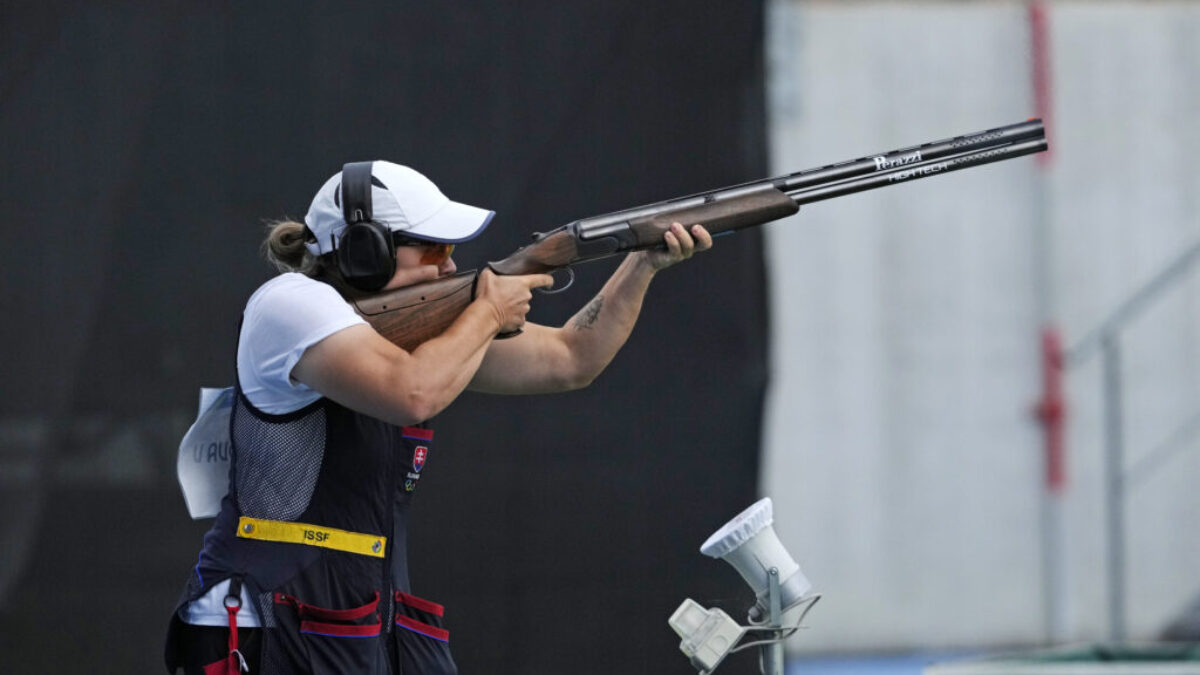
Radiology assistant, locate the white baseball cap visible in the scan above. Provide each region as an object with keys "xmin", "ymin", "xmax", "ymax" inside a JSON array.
[{"xmin": 304, "ymin": 160, "xmax": 495, "ymax": 256}]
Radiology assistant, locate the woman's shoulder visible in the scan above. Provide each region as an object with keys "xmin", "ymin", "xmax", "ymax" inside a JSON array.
[
  {"xmin": 241, "ymin": 273, "xmax": 359, "ymax": 337},
  {"xmin": 244, "ymin": 273, "xmax": 348, "ymax": 317},
  {"xmin": 234, "ymin": 271, "xmax": 362, "ymax": 401},
  {"xmin": 236, "ymin": 273, "xmax": 364, "ymax": 409},
  {"xmin": 249, "ymin": 272, "xmax": 340, "ymax": 304}
]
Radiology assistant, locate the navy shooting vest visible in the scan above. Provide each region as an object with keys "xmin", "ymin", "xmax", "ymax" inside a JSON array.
[{"xmin": 172, "ymin": 387, "xmax": 455, "ymax": 675}]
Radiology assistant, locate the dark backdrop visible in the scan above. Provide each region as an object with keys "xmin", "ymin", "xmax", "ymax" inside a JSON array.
[{"xmin": 0, "ymin": 3, "xmax": 770, "ymax": 673}]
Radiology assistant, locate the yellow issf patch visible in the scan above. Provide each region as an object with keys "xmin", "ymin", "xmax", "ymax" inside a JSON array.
[{"xmin": 236, "ymin": 516, "xmax": 386, "ymax": 558}]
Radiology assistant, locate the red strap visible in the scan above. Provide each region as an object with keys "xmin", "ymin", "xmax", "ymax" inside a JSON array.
[
  {"xmin": 395, "ymin": 614, "xmax": 449, "ymax": 642},
  {"xmin": 218, "ymin": 594, "xmax": 248, "ymax": 674},
  {"xmin": 299, "ymin": 619, "xmax": 382, "ymax": 637},
  {"xmin": 401, "ymin": 426, "xmax": 434, "ymax": 441},
  {"xmin": 274, "ymin": 591, "xmax": 380, "ymax": 621},
  {"xmin": 394, "ymin": 591, "xmax": 444, "ymax": 616},
  {"xmin": 224, "ymin": 604, "xmax": 242, "ymax": 674}
]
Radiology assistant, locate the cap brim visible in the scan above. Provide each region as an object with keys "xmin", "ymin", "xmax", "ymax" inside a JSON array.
[{"xmin": 402, "ymin": 200, "xmax": 495, "ymax": 244}]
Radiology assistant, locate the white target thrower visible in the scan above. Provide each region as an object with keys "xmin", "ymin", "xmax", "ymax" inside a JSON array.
[{"xmin": 669, "ymin": 497, "xmax": 819, "ymax": 675}]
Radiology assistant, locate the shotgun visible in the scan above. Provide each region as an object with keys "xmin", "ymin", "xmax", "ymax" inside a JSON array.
[{"xmin": 352, "ymin": 119, "xmax": 1047, "ymax": 350}]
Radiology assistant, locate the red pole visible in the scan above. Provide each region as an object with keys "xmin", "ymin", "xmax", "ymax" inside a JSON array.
[
  {"xmin": 1029, "ymin": 0, "xmax": 1062, "ymax": 492},
  {"xmin": 1029, "ymin": 0, "xmax": 1054, "ymax": 167},
  {"xmin": 1029, "ymin": 0, "xmax": 1067, "ymax": 644},
  {"xmin": 1037, "ymin": 327, "xmax": 1067, "ymax": 493}
]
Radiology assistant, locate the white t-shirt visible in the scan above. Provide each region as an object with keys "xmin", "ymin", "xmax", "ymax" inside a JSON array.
[
  {"xmin": 237, "ymin": 272, "xmax": 367, "ymax": 414},
  {"xmin": 184, "ymin": 273, "xmax": 366, "ymax": 626}
]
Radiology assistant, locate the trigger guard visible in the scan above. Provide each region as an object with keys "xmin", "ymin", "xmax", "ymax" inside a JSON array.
[{"xmin": 538, "ymin": 267, "xmax": 575, "ymax": 295}]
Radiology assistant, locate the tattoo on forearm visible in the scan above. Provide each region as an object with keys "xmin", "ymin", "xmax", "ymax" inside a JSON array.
[{"xmin": 573, "ymin": 295, "xmax": 604, "ymax": 330}]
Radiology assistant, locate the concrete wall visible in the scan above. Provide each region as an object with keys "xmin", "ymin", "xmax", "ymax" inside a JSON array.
[{"xmin": 761, "ymin": 0, "xmax": 1200, "ymax": 653}]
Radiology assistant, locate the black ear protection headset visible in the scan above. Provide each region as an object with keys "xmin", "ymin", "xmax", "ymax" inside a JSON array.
[{"xmin": 335, "ymin": 161, "xmax": 396, "ymax": 291}]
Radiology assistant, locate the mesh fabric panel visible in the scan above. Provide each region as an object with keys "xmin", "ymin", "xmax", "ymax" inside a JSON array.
[
  {"xmin": 256, "ymin": 591, "xmax": 277, "ymax": 628},
  {"xmin": 232, "ymin": 398, "xmax": 326, "ymax": 520}
]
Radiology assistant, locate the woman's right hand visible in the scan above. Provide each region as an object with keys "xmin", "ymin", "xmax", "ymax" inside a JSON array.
[{"xmin": 475, "ymin": 268, "xmax": 555, "ymax": 335}]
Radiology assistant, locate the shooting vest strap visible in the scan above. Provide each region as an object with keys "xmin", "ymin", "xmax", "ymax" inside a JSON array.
[{"xmin": 236, "ymin": 516, "xmax": 387, "ymax": 559}]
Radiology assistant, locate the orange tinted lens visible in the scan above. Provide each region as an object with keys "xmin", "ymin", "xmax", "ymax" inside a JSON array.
[{"xmin": 419, "ymin": 243, "xmax": 454, "ymax": 265}]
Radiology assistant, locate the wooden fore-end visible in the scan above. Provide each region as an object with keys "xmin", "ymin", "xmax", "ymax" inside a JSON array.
[
  {"xmin": 487, "ymin": 230, "xmax": 581, "ymax": 275},
  {"xmin": 352, "ymin": 271, "xmax": 478, "ymax": 352},
  {"xmin": 627, "ymin": 186, "xmax": 799, "ymax": 246}
]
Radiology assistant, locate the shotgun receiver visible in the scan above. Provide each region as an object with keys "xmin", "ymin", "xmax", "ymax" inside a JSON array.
[{"xmin": 352, "ymin": 119, "xmax": 1047, "ymax": 350}]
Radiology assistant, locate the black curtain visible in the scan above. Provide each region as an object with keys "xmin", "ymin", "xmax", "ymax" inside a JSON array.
[{"xmin": 0, "ymin": 3, "xmax": 769, "ymax": 673}]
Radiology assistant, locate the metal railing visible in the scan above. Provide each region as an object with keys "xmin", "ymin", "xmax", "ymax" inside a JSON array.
[{"xmin": 1065, "ymin": 236, "xmax": 1200, "ymax": 641}]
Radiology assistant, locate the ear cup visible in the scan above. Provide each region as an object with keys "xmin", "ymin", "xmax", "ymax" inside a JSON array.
[
  {"xmin": 336, "ymin": 161, "xmax": 396, "ymax": 292},
  {"xmin": 336, "ymin": 219, "xmax": 396, "ymax": 291}
]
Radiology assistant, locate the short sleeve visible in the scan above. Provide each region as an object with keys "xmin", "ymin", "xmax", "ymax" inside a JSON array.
[{"xmin": 236, "ymin": 273, "xmax": 367, "ymax": 414}]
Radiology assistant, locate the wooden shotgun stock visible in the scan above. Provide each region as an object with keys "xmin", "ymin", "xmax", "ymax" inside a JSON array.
[{"xmin": 351, "ymin": 119, "xmax": 1047, "ymax": 350}]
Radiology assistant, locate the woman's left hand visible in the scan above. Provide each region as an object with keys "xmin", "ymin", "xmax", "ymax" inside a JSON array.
[{"xmin": 639, "ymin": 222, "xmax": 714, "ymax": 271}]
